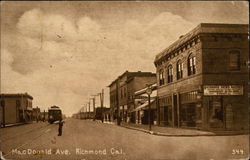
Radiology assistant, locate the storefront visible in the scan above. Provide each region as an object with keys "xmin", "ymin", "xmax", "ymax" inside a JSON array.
[
  {"xmin": 203, "ymin": 85, "xmax": 245, "ymax": 131},
  {"xmin": 159, "ymin": 96, "xmax": 172, "ymax": 126},
  {"xmin": 180, "ymin": 90, "xmax": 202, "ymax": 128},
  {"xmin": 133, "ymin": 99, "xmax": 156, "ymax": 125}
]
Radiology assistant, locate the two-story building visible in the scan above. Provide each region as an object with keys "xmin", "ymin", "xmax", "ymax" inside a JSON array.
[
  {"xmin": 154, "ymin": 23, "xmax": 249, "ymax": 132},
  {"xmin": 108, "ymin": 71, "xmax": 156, "ymax": 123},
  {"xmin": 0, "ymin": 93, "xmax": 33, "ymax": 126}
]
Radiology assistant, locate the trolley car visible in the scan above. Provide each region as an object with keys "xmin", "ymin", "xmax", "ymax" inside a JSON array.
[{"xmin": 48, "ymin": 106, "xmax": 62, "ymax": 124}]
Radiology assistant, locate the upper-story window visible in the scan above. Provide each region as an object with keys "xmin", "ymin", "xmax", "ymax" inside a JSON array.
[
  {"xmin": 229, "ymin": 50, "xmax": 240, "ymax": 70},
  {"xmin": 16, "ymin": 100, "xmax": 20, "ymax": 108},
  {"xmin": 159, "ymin": 69, "xmax": 165, "ymax": 86},
  {"xmin": 177, "ymin": 60, "xmax": 183, "ymax": 80},
  {"xmin": 188, "ymin": 53, "xmax": 196, "ymax": 76},
  {"xmin": 167, "ymin": 65, "xmax": 173, "ymax": 83},
  {"xmin": 124, "ymin": 88, "xmax": 126, "ymax": 98},
  {"xmin": 120, "ymin": 89, "xmax": 123, "ymax": 98}
]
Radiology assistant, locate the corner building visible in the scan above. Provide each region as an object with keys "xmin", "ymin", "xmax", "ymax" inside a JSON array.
[
  {"xmin": 154, "ymin": 23, "xmax": 249, "ymax": 131},
  {"xmin": 108, "ymin": 71, "xmax": 156, "ymax": 123}
]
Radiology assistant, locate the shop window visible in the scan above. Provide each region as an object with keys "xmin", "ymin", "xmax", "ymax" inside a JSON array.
[
  {"xmin": 159, "ymin": 69, "xmax": 165, "ymax": 86},
  {"xmin": 177, "ymin": 60, "xmax": 183, "ymax": 80},
  {"xmin": 188, "ymin": 53, "xmax": 196, "ymax": 76},
  {"xmin": 180, "ymin": 103, "xmax": 196, "ymax": 127},
  {"xmin": 229, "ymin": 50, "xmax": 240, "ymax": 70},
  {"xmin": 167, "ymin": 65, "xmax": 173, "ymax": 83},
  {"xmin": 180, "ymin": 91, "xmax": 198, "ymax": 104}
]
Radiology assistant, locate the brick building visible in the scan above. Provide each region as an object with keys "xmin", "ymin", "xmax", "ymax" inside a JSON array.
[
  {"xmin": 108, "ymin": 71, "xmax": 156, "ymax": 123},
  {"xmin": 0, "ymin": 93, "xmax": 33, "ymax": 126},
  {"xmin": 154, "ymin": 23, "xmax": 249, "ymax": 131}
]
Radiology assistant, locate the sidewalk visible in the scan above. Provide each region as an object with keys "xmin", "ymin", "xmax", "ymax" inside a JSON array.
[
  {"xmin": 1, "ymin": 121, "xmax": 40, "ymax": 128},
  {"xmin": 1, "ymin": 122, "xmax": 26, "ymax": 128},
  {"xmin": 119, "ymin": 123, "xmax": 249, "ymax": 136}
]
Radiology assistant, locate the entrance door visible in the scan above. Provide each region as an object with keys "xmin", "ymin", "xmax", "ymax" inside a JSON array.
[{"xmin": 209, "ymin": 97, "xmax": 224, "ymax": 129}]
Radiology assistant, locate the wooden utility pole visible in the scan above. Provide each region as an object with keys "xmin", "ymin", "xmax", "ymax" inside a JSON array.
[
  {"xmin": 88, "ymin": 101, "xmax": 91, "ymax": 119},
  {"xmin": 91, "ymin": 95, "xmax": 99, "ymax": 121},
  {"xmin": 100, "ymin": 89, "xmax": 104, "ymax": 123},
  {"xmin": 92, "ymin": 98, "xmax": 95, "ymax": 121}
]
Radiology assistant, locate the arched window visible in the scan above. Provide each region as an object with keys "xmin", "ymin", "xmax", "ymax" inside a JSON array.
[
  {"xmin": 159, "ymin": 69, "xmax": 165, "ymax": 86},
  {"xmin": 188, "ymin": 53, "xmax": 196, "ymax": 76},
  {"xmin": 167, "ymin": 65, "xmax": 173, "ymax": 83},
  {"xmin": 177, "ymin": 60, "xmax": 183, "ymax": 80}
]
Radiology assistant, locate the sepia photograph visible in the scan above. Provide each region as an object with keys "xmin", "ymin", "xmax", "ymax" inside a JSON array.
[{"xmin": 0, "ymin": 1, "xmax": 249, "ymax": 160}]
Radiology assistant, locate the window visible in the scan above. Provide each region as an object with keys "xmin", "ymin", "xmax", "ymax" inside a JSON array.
[
  {"xmin": 124, "ymin": 88, "xmax": 126, "ymax": 98},
  {"xmin": 229, "ymin": 50, "xmax": 240, "ymax": 70},
  {"xmin": 16, "ymin": 100, "xmax": 20, "ymax": 107},
  {"xmin": 120, "ymin": 90, "xmax": 123, "ymax": 98},
  {"xmin": 177, "ymin": 60, "xmax": 183, "ymax": 80},
  {"xmin": 0, "ymin": 100, "xmax": 5, "ymax": 107},
  {"xmin": 188, "ymin": 54, "xmax": 196, "ymax": 76},
  {"xmin": 167, "ymin": 65, "xmax": 173, "ymax": 83},
  {"xmin": 159, "ymin": 69, "xmax": 164, "ymax": 86}
]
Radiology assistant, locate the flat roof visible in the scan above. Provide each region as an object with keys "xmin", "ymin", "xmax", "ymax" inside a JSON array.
[
  {"xmin": 155, "ymin": 23, "xmax": 249, "ymax": 63},
  {"xmin": 0, "ymin": 93, "xmax": 33, "ymax": 100},
  {"xmin": 108, "ymin": 71, "xmax": 156, "ymax": 87}
]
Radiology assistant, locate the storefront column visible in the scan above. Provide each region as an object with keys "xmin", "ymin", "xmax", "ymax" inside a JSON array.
[
  {"xmin": 177, "ymin": 93, "xmax": 180, "ymax": 128},
  {"xmin": 171, "ymin": 93, "xmax": 175, "ymax": 127}
]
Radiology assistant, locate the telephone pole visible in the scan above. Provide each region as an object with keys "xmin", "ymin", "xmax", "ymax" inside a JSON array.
[
  {"xmin": 91, "ymin": 94, "xmax": 99, "ymax": 121},
  {"xmin": 88, "ymin": 100, "xmax": 91, "ymax": 119},
  {"xmin": 99, "ymin": 89, "xmax": 104, "ymax": 123}
]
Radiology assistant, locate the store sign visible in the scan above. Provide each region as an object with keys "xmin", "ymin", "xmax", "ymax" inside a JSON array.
[{"xmin": 204, "ymin": 85, "xmax": 243, "ymax": 95}]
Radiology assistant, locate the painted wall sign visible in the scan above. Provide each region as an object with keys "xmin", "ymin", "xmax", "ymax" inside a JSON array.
[{"xmin": 204, "ymin": 85, "xmax": 243, "ymax": 95}]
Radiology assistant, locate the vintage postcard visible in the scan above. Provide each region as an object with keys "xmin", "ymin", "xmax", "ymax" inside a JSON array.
[{"xmin": 0, "ymin": 1, "xmax": 249, "ymax": 160}]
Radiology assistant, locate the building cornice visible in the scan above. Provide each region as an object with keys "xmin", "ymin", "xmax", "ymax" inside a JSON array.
[{"xmin": 154, "ymin": 23, "xmax": 249, "ymax": 66}]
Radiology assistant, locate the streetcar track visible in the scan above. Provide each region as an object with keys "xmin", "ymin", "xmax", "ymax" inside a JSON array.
[{"xmin": 4, "ymin": 126, "xmax": 55, "ymax": 157}]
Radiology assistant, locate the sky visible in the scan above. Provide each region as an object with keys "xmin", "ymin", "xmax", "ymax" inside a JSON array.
[{"xmin": 0, "ymin": 1, "xmax": 249, "ymax": 116}]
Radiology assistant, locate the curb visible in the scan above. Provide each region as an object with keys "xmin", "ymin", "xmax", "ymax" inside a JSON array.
[{"xmin": 120, "ymin": 125, "xmax": 249, "ymax": 137}]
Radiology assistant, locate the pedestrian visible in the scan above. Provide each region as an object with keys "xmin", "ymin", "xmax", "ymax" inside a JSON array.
[{"xmin": 58, "ymin": 119, "xmax": 63, "ymax": 136}]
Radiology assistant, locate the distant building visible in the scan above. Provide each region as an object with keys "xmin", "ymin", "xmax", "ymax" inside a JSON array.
[
  {"xmin": 32, "ymin": 106, "xmax": 41, "ymax": 121},
  {"xmin": 95, "ymin": 107, "xmax": 110, "ymax": 121},
  {"xmin": 108, "ymin": 71, "xmax": 156, "ymax": 123},
  {"xmin": 154, "ymin": 23, "xmax": 249, "ymax": 131},
  {"xmin": 0, "ymin": 93, "xmax": 33, "ymax": 126}
]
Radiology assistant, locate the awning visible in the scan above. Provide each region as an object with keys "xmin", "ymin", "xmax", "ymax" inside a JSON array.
[{"xmin": 131, "ymin": 99, "xmax": 156, "ymax": 112}]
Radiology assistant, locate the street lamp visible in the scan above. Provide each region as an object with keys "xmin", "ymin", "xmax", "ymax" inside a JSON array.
[{"xmin": 146, "ymin": 84, "xmax": 153, "ymax": 131}]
